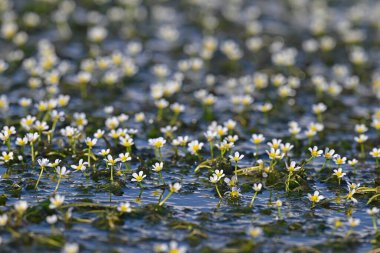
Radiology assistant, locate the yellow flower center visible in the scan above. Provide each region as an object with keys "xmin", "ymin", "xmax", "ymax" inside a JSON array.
[{"xmin": 310, "ymin": 195, "xmax": 318, "ymax": 202}]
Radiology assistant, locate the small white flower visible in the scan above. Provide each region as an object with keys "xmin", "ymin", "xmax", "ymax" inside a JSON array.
[
  {"xmin": 152, "ymin": 162, "xmax": 163, "ymax": 172},
  {"xmin": 0, "ymin": 214, "xmax": 8, "ymax": 226},
  {"xmin": 286, "ymin": 161, "xmax": 300, "ymax": 173},
  {"xmin": 187, "ymin": 140, "xmax": 204, "ymax": 155},
  {"xmin": 131, "ymin": 171, "xmax": 146, "ymax": 182},
  {"xmin": 253, "ymin": 183, "xmax": 262, "ymax": 192},
  {"xmin": 62, "ymin": 243, "xmax": 79, "ymax": 253},
  {"xmin": 49, "ymin": 195, "xmax": 65, "ymax": 209},
  {"xmin": 367, "ymin": 207, "xmax": 380, "ymax": 216},
  {"xmin": 149, "ymin": 137, "xmax": 166, "ymax": 149},
  {"xmin": 209, "ymin": 174, "xmax": 219, "ymax": 183},
  {"xmin": 308, "ymin": 146, "xmax": 323, "ymax": 158},
  {"xmin": 348, "ymin": 217, "xmax": 360, "ymax": 227},
  {"xmin": 370, "ymin": 148, "xmax": 380, "ymax": 158},
  {"xmin": 118, "ymin": 153, "xmax": 131, "ymax": 163},
  {"xmin": 46, "ymin": 215, "xmax": 58, "ymax": 224},
  {"xmin": 14, "ymin": 200, "xmax": 28, "ymax": 214},
  {"xmin": 333, "ymin": 168, "xmax": 346, "ymax": 178},
  {"xmin": 169, "ymin": 182, "xmax": 181, "ymax": 193},
  {"xmin": 117, "ymin": 202, "xmax": 132, "ymax": 213},
  {"xmin": 229, "ymin": 151, "xmax": 244, "ymax": 163},
  {"xmin": 71, "ymin": 159, "xmax": 88, "ymax": 171},
  {"xmin": 247, "ymin": 226, "xmax": 263, "ymax": 238},
  {"xmin": 308, "ymin": 191, "xmax": 324, "ymax": 203},
  {"xmin": 354, "ymin": 134, "xmax": 368, "ymax": 143},
  {"xmin": 56, "ymin": 166, "xmax": 69, "ymax": 176}
]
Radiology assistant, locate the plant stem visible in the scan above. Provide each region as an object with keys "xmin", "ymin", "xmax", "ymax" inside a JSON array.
[
  {"xmin": 35, "ymin": 167, "xmax": 44, "ymax": 190},
  {"xmin": 159, "ymin": 191, "xmax": 173, "ymax": 206},
  {"xmin": 54, "ymin": 175, "xmax": 62, "ymax": 193},
  {"xmin": 372, "ymin": 216, "xmax": 378, "ymax": 231},
  {"xmin": 285, "ymin": 172, "xmax": 292, "ymax": 192},
  {"xmin": 277, "ymin": 206, "xmax": 282, "ymax": 219},
  {"xmin": 360, "ymin": 143, "xmax": 365, "ymax": 158},
  {"xmin": 159, "ymin": 172, "xmax": 165, "ymax": 185},
  {"xmin": 88, "ymin": 148, "xmax": 92, "ymax": 167},
  {"xmin": 215, "ymin": 184, "xmax": 222, "ymax": 199},
  {"xmin": 249, "ymin": 191, "xmax": 258, "ymax": 208},
  {"xmin": 158, "ymin": 148, "xmax": 163, "ymax": 162},
  {"xmin": 31, "ymin": 142, "xmax": 35, "ymax": 166},
  {"xmin": 110, "ymin": 164, "xmax": 114, "ymax": 182},
  {"xmin": 209, "ymin": 141, "xmax": 214, "ymax": 159}
]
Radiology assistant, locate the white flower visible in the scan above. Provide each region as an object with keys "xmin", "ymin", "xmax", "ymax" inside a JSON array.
[
  {"xmin": 16, "ymin": 137, "xmax": 28, "ymax": 146},
  {"xmin": 172, "ymin": 136, "xmax": 189, "ymax": 146},
  {"xmin": 62, "ymin": 243, "xmax": 79, "ymax": 253},
  {"xmin": 49, "ymin": 195, "xmax": 65, "ymax": 209},
  {"xmin": 253, "ymin": 183, "xmax": 262, "ymax": 192},
  {"xmin": 94, "ymin": 129, "xmax": 105, "ymax": 138},
  {"xmin": 152, "ymin": 162, "xmax": 163, "ymax": 172},
  {"xmin": 333, "ymin": 168, "xmax": 346, "ymax": 178},
  {"xmin": 118, "ymin": 153, "xmax": 131, "ymax": 163},
  {"xmin": 333, "ymin": 155, "xmax": 346, "ymax": 165},
  {"xmin": 367, "ymin": 207, "xmax": 380, "ymax": 216},
  {"xmin": 229, "ymin": 151, "xmax": 244, "ymax": 163},
  {"xmin": 348, "ymin": 217, "xmax": 360, "ymax": 227},
  {"xmin": 48, "ymin": 159, "xmax": 62, "ymax": 168},
  {"xmin": 37, "ymin": 158, "xmax": 49, "ymax": 168},
  {"xmin": 85, "ymin": 137, "xmax": 97, "ymax": 147},
  {"xmin": 71, "ymin": 159, "xmax": 88, "ymax": 171},
  {"xmin": 308, "ymin": 191, "xmax": 324, "ymax": 203},
  {"xmin": 266, "ymin": 148, "xmax": 284, "ymax": 160},
  {"xmin": 251, "ymin": 134, "xmax": 265, "ymax": 144},
  {"xmin": 209, "ymin": 174, "xmax": 219, "ymax": 183},
  {"xmin": 355, "ymin": 124, "xmax": 368, "ymax": 134},
  {"xmin": 247, "ymin": 226, "xmax": 263, "ymax": 238},
  {"xmin": 117, "ymin": 202, "xmax": 132, "ymax": 213},
  {"xmin": 370, "ymin": 148, "xmax": 380, "ymax": 158},
  {"xmin": 204, "ymin": 131, "xmax": 217, "ymax": 142},
  {"xmin": 286, "ymin": 161, "xmax": 300, "ymax": 173},
  {"xmin": 187, "ymin": 140, "xmax": 204, "ymax": 155},
  {"xmin": 214, "ymin": 170, "xmax": 225, "ymax": 178},
  {"xmin": 280, "ymin": 143, "xmax": 294, "ymax": 153},
  {"xmin": 88, "ymin": 26, "xmax": 108, "ymax": 43},
  {"xmin": 224, "ymin": 119, "xmax": 237, "ymax": 130},
  {"xmin": 0, "ymin": 214, "xmax": 8, "ymax": 226},
  {"xmin": 169, "ymin": 182, "xmax": 181, "ymax": 193},
  {"xmin": 154, "ymin": 241, "xmax": 186, "ymax": 253},
  {"xmin": 312, "ymin": 103, "xmax": 327, "ymax": 114},
  {"xmin": 27, "ymin": 132, "xmax": 39, "ymax": 142},
  {"xmin": 347, "ymin": 182, "xmax": 361, "ymax": 191},
  {"xmin": 46, "ymin": 215, "xmax": 58, "ymax": 224},
  {"xmin": 120, "ymin": 136, "xmax": 134, "ymax": 147},
  {"xmin": 14, "ymin": 200, "xmax": 28, "ymax": 214},
  {"xmin": 0, "ymin": 151, "xmax": 13, "ymax": 163},
  {"xmin": 131, "ymin": 171, "xmax": 146, "ymax": 182},
  {"xmin": 348, "ymin": 159, "xmax": 358, "ymax": 166},
  {"xmin": 56, "ymin": 166, "xmax": 69, "ymax": 176},
  {"xmin": 308, "ymin": 146, "xmax": 323, "ymax": 157},
  {"xmin": 267, "ymin": 139, "xmax": 282, "ymax": 149},
  {"xmin": 104, "ymin": 155, "xmax": 120, "ymax": 166},
  {"xmin": 224, "ymin": 176, "xmax": 237, "ymax": 187},
  {"xmin": 354, "ymin": 134, "xmax": 368, "ymax": 143},
  {"xmin": 99, "ymin": 149, "xmax": 110, "ymax": 156},
  {"xmin": 324, "ymin": 148, "xmax": 335, "ymax": 159},
  {"xmin": 149, "ymin": 137, "xmax": 166, "ymax": 149}
]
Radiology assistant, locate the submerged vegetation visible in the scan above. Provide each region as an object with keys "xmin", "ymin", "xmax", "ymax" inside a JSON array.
[{"xmin": 1, "ymin": 0, "xmax": 380, "ymax": 252}]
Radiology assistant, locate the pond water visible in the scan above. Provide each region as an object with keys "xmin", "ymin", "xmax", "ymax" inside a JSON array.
[{"xmin": 1, "ymin": 0, "xmax": 380, "ymax": 252}]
